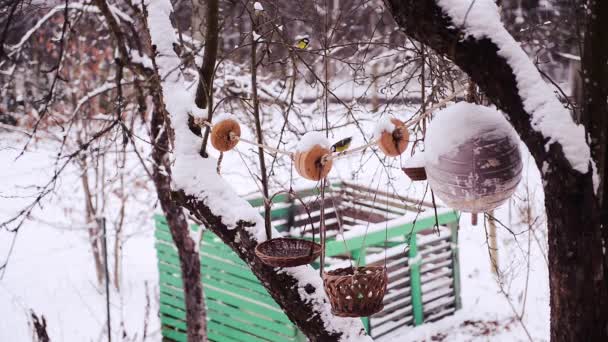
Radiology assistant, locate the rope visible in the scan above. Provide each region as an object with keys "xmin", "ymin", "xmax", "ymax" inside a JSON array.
[{"xmin": 193, "ymin": 86, "xmax": 465, "ymax": 163}]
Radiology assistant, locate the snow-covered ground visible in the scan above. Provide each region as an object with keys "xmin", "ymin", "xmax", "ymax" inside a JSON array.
[{"xmin": 0, "ymin": 101, "xmax": 549, "ymax": 341}]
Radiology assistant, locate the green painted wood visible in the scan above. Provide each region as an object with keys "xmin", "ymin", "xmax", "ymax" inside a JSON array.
[
  {"xmin": 159, "ymin": 273, "xmax": 183, "ymax": 290},
  {"xmin": 203, "ymin": 286, "xmax": 288, "ymax": 322},
  {"xmin": 161, "ymin": 327, "xmax": 187, "ymax": 342},
  {"xmin": 409, "ymin": 233, "xmax": 424, "ymax": 325},
  {"xmin": 206, "ymin": 299, "xmax": 295, "ymax": 336},
  {"xmin": 160, "ymin": 283, "xmax": 185, "ymax": 300},
  {"xmin": 160, "ymin": 292, "xmax": 185, "ymax": 310},
  {"xmin": 207, "ymin": 320, "xmax": 269, "ymax": 342},
  {"xmin": 207, "ymin": 308, "xmax": 294, "ymax": 339},
  {"xmin": 201, "ymin": 269, "xmax": 268, "ymax": 296},
  {"xmin": 160, "ymin": 313, "xmax": 187, "ymax": 330},
  {"xmin": 200, "ymin": 256, "xmax": 258, "ymax": 282},
  {"xmin": 199, "ymin": 243, "xmax": 248, "ymax": 265},
  {"xmin": 200, "ymin": 248, "xmax": 246, "ymax": 266},
  {"xmin": 450, "ymin": 222, "xmax": 462, "ymax": 310},
  {"xmin": 201, "ymin": 276, "xmax": 278, "ymax": 306},
  {"xmin": 324, "ymin": 210, "xmax": 458, "ymax": 256},
  {"xmin": 160, "ymin": 303, "xmax": 186, "ymax": 320},
  {"xmin": 158, "ymin": 262, "xmax": 182, "ymax": 278},
  {"xmin": 207, "ymin": 330, "xmax": 241, "ymax": 342},
  {"xmin": 155, "ymin": 229, "xmax": 175, "ymax": 245},
  {"xmin": 153, "ymin": 185, "xmax": 461, "ymax": 342},
  {"xmin": 155, "ymin": 244, "xmax": 180, "ymax": 264}
]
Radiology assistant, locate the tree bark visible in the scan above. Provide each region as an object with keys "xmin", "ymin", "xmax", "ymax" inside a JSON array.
[
  {"xmin": 194, "ymin": 0, "xmax": 218, "ymax": 110},
  {"xmin": 150, "ymin": 90, "xmax": 208, "ymax": 342},
  {"xmin": 383, "ymin": 1, "xmax": 608, "ymax": 340},
  {"xmin": 581, "ymin": 0, "xmax": 608, "ymax": 274}
]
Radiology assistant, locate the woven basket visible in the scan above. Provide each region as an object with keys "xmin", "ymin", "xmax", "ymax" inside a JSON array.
[
  {"xmin": 402, "ymin": 166, "xmax": 427, "ymax": 181},
  {"xmin": 323, "ymin": 266, "xmax": 388, "ymax": 317},
  {"xmin": 255, "ymin": 238, "xmax": 322, "ymax": 267}
]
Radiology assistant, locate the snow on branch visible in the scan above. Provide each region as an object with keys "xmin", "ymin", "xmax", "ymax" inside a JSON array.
[
  {"xmin": 437, "ymin": 0, "xmax": 591, "ymax": 175},
  {"xmin": 144, "ymin": 1, "xmax": 370, "ymax": 339}
]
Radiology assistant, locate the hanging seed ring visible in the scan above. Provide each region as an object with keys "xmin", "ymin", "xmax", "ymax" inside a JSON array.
[
  {"xmin": 255, "ymin": 238, "xmax": 322, "ymax": 268},
  {"xmin": 323, "ymin": 266, "xmax": 388, "ymax": 317},
  {"xmin": 294, "ymin": 145, "xmax": 333, "ymax": 181},
  {"xmin": 378, "ymin": 118, "xmax": 409, "ymax": 157},
  {"xmin": 211, "ymin": 118, "xmax": 241, "ymax": 152}
]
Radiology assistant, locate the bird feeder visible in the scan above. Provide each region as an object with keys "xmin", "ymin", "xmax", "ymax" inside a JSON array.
[
  {"xmin": 323, "ymin": 266, "xmax": 388, "ymax": 317},
  {"xmin": 402, "ymin": 151, "xmax": 427, "ymax": 181},
  {"xmin": 211, "ymin": 118, "xmax": 241, "ymax": 152},
  {"xmin": 424, "ymin": 103, "xmax": 522, "ymax": 213},
  {"xmin": 376, "ymin": 118, "xmax": 409, "ymax": 157},
  {"xmin": 294, "ymin": 132, "xmax": 333, "ymax": 181},
  {"xmin": 255, "ymin": 237, "xmax": 322, "ymax": 268}
]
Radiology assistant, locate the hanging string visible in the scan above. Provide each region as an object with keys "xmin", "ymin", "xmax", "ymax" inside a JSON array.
[
  {"xmin": 319, "ymin": 177, "xmax": 327, "ymax": 277},
  {"xmin": 192, "ymin": 85, "xmax": 465, "ymax": 163},
  {"xmin": 328, "ymin": 186, "xmax": 354, "ymax": 270}
]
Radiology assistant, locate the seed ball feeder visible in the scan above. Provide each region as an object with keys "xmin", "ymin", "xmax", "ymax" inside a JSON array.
[
  {"xmin": 211, "ymin": 115, "xmax": 241, "ymax": 152},
  {"xmin": 376, "ymin": 118, "xmax": 409, "ymax": 157},
  {"xmin": 293, "ymin": 132, "xmax": 333, "ymax": 181},
  {"xmin": 402, "ymin": 151, "xmax": 427, "ymax": 181},
  {"xmin": 424, "ymin": 102, "xmax": 522, "ymax": 213}
]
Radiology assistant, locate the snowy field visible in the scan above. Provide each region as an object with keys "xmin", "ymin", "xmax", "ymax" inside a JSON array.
[{"xmin": 0, "ymin": 101, "xmax": 549, "ymax": 341}]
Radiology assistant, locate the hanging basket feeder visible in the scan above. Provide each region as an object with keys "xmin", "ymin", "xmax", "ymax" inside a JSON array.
[
  {"xmin": 211, "ymin": 118, "xmax": 241, "ymax": 152},
  {"xmin": 323, "ymin": 266, "xmax": 388, "ymax": 317},
  {"xmin": 255, "ymin": 237, "xmax": 322, "ymax": 268},
  {"xmin": 294, "ymin": 145, "xmax": 333, "ymax": 181},
  {"xmin": 377, "ymin": 118, "xmax": 409, "ymax": 157}
]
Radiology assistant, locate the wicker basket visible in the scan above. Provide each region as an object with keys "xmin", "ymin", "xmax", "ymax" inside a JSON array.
[
  {"xmin": 323, "ymin": 266, "xmax": 388, "ymax": 317},
  {"xmin": 255, "ymin": 238, "xmax": 322, "ymax": 267},
  {"xmin": 402, "ymin": 166, "xmax": 427, "ymax": 181}
]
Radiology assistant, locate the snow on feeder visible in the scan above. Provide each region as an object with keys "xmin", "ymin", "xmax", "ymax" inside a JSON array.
[
  {"xmin": 323, "ymin": 266, "xmax": 388, "ymax": 317},
  {"xmin": 424, "ymin": 102, "xmax": 522, "ymax": 213},
  {"xmin": 294, "ymin": 132, "xmax": 333, "ymax": 181},
  {"xmin": 211, "ymin": 114, "xmax": 241, "ymax": 152},
  {"xmin": 375, "ymin": 117, "xmax": 409, "ymax": 157},
  {"xmin": 402, "ymin": 152, "xmax": 427, "ymax": 181}
]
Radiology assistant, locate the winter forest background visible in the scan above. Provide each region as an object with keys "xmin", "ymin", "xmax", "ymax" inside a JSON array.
[{"xmin": 1, "ymin": 0, "xmax": 606, "ymax": 341}]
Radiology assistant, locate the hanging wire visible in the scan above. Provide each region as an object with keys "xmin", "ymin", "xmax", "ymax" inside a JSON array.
[
  {"xmin": 191, "ymin": 85, "xmax": 465, "ymax": 164},
  {"xmin": 328, "ymin": 186, "xmax": 354, "ymax": 270}
]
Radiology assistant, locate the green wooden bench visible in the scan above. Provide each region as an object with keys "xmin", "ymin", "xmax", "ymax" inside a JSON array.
[{"xmin": 154, "ymin": 182, "xmax": 461, "ymax": 341}]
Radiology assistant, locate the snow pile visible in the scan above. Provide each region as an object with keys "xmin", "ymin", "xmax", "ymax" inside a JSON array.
[
  {"xmin": 436, "ymin": 0, "xmax": 591, "ymax": 175},
  {"xmin": 146, "ymin": 0, "xmax": 263, "ymax": 235},
  {"xmin": 254, "ymin": 2, "xmax": 264, "ymax": 11},
  {"xmin": 402, "ymin": 151, "xmax": 425, "ymax": 168},
  {"xmin": 296, "ymin": 131, "xmax": 330, "ymax": 152},
  {"xmin": 373, "ymin": 116, "xmax": 395, "ymax": 140},
  {"xmin": 424, "ymin": 102, "xmax": 518, "ymax": 164}
]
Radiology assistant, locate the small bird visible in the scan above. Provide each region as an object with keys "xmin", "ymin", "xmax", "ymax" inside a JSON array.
[
  {"xmin": 295, "ymin": 37, "xmax": 310, "ymax": 49},
  {"xmin": 331, "ymin": 137, "xmax": 353, "ymax": 153}
]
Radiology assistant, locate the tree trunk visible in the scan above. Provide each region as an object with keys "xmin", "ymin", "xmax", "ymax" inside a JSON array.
[
  {"xmin": 383, "ymin": 0, "xmax": 608, "ymax": 340},
  {"xmin": 581, "ymin": 1, "xmax": 608, "ymax": 280},
  {"xmin": 150, "ymin": 92, "xmax": 208, "ymax": 342}
]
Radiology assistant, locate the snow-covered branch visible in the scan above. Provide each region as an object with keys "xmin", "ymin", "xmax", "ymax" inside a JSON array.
[{"xmin": 144, "ymin": 0, "xmax": 370, "ymax": 340}]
